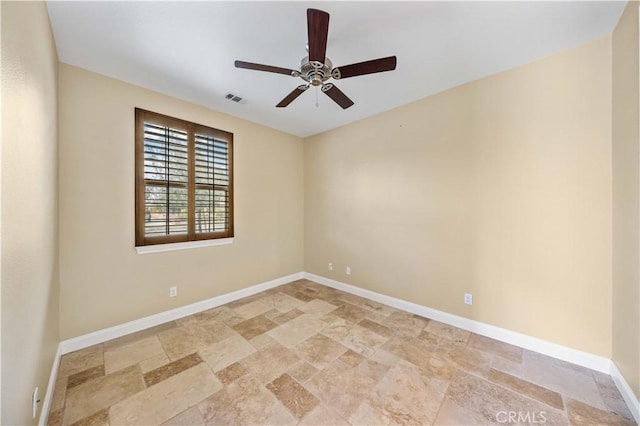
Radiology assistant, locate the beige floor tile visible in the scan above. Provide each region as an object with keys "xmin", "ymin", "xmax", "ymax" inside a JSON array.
[
  {"xmin": 58, "ymin": 345, "xmax": 104, "ymax": 379},
  {"xmin": 67, "ymin": 365, "xmax": 105, "ymax": 389},
  {"xmin": 241, "ymin": 339, "xmax": 301, "ymax": 384},
  {"xmin": 490, "ymin": 353, "xmax": 524, "ymax": 378},
  {"xmin": 433, "ymin": 398, "xmax": 493, "ymax": 426},
  {"xmin": 161, "ymin": 406, "xmax": 205, "ymax": 426},
  {"xmin": 292, "ymin": 291, "xmax": 314, "ymax": 302},
  {"xmin": 336, "ymin": 293, "xmax": 370, "ymax": 306},
  {"xmin": 426, "ymin": 320, "xmax": 471, "ymax": 343},
  {"xmin": 110, "ymin": 363, "xmax": 222, "ymax": 425},
  {"xmin": 381, "ymin": 333, "xmax": 437, "ymax": 372},
  {"xmin": 259, "ymin": 292, "xmax": 306, "ymax": 312},
  {"xmin": 215, "ymin": 361, "xmax": 250, "ymax": 385},
  {"xmin": 299, "ymin": 299, "xmax": 338, "ymax": 316},
  {"xmin": 265, "ymin": 307, "xmax": 305, "ymax": 324},
  {"xmin": 295, "ymin": 333, "xmax": 348, "ymax": 369},
  {"xmin": 468, "ymin": 333, "xmax": 523, "ymax": 363},
  {"xmin": 49, "ymin": 280, "xmax": 637, "ymax": 426},
  {"xmin": 186, "ymin": 306, "xmax": 245, "ymax": 327},
  {"xmin": 249, "ymin": 332, "xmax": 280, "ymax": 350},
  {"xmin": 360, "ymin": 298, "xmax": 396, "ymax": 318},
  {"xmin": 232, "ymin": 299, "xmax": 273, "ymax": 319},
  {"xmin": 355, "ymin": 359, "xmax": 392, "ymax": 382},
  {"xmin": 429, "ymin": 340, "xmax": 492, "ymax": 380},
  {"xmin": 266, "ymin": 373, "xmax": 320, "ymax": 419},
  {"xmin": 287, "ymin": 361, "xmax": 319, "ymax": 383},
  {"xmin": 297, "ymin": 284, "xmax": 341, "ymax": 302},
  {"xmin": 267, "ymin": 314, "xmax": 326, "ymax": 347},
  {"xmin": 306, "ymin": 359, "xmax": 378, "ymax": 419},
  {"xmin": 104, "ymin": 336, "xmax": 165, "ymax": 374},
  {"xmin": 488, "ymin": 368, "xmax": 564, "ymax": 410},
  {"xmin": 47, "ymin": 409, "xmax": 62, "ymax": 426},
  {"xmin": 338, "ymin": 349, "xmax": 366, "ymax": 368},
  {"xmin": 203, "ymin": 318, "xmax": 244, "ymax": 340},
  {"xmin": 69, "ymin": 408, "xmax": 109, "ymax": 426},
  {"xmin": 63, "ymin": 365, "xmax": 145, "ymax": 425},
  {"xmin": 363, "ymin": 309, "xmax": 393, "ymax": 324},
  {"xmin": 225, "ymin": 294, "xmax": 264, "ymax": 310},
  {"xmin": 368, "ymin": 360, "xmax": 448, "ymax": 425},
  {"xmin": 199, "ymin": 334, "xmax": 256, "ymax": 372},
  {"xmin": 50, "ymin": 377, "xmax": 68, "ymax": 413},
  {"xmin": 231, "ymin": 314, "xmax": 278, "ymax": 340},
  {"xmin": 103, "ymin": 322, "xmax": 177, "ymax": 351},
  {"xmin": 522, "ymin": 350, "xmax": 606, "ymax": 410},
  {"xmin": 592, "ymin": 371, "xmax": 635, "ymax": 420},
  {"xmin": 319, "ymin": 316, "xmax": 352, "ymax": 341},
  {"xmin": 348, "ymin": 400, "xmax": 391, "ymax": 425},
  {"xmin": 446, "ymin": 370, "xmax": 568, "ymax": 425},
  {"xmin": 197, "ymin": 374, "xmax": 296, "ymax": 425},
  {"xmin": 157, "ymin": 326, "xmax": 216, "ymax": 361},
  {"xmin": 300, "ymin": 404, "xmax": 349, "ymax": 426},
  {"xmin": 566, "ymin": 398, "xmax": 635, "ymax": 426},
  {"xmin": 139, "ymin": 353, "xmax": 170, "ymax": 373},
  {"xmin": 358, "ymin": 318, "xmax": 393, "ymax": 338},
  {"xmin": 143, "ymin": 352, "xmax": 202, "ymax": 387},
  {"xmin": 383, "ymin": 310, "xmax": 429, "ymax": 337},
  {"xmin": 322, "ymin": 317, "xmax": 388, "ymax": 357},
  {"xmin": 331, "ymin": 302, "xmax": 369, "ymax": 323},
  {"xmin": 368, "ymin": 347, "xmax": 403, "ymax": 366}
]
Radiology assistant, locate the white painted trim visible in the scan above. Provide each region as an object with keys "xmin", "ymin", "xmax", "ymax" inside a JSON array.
[
  {"xmin": 59, "ymin": 272, "xmax": 303, "ymax": 354},
  {"xmin": 38, "ymin": 344, "xmax": 62, "ymax": 426},
  {"xmin": 304, "ymin": 272, "xmax": 612, "ymax": 373},
  {"xmin": 610, "ymin": 362, "xmax": 640, "ymax": 424},
  {"xmin": 45, "ymin": 270, "xmax": 639, "ymax": 426},
  {"xmin": 135, "ymin": 237, "xmax": 234, "ymax": 254}
]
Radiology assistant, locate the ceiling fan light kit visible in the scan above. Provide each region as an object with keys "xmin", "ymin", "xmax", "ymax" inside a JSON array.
[{"xmin": 234, "ymin": 8, "xmax": 397, "ymax": 109}]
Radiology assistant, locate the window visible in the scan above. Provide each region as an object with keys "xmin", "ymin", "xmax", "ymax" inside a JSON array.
[{"xmin": 135, "ymin": 108, "xmax": 233, "ymax": 247}]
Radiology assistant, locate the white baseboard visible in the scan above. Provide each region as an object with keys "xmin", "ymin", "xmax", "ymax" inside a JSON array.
[
  {"xmin": 41, "ymin": 270, "xmax": 640, "ymax": 426},
  {"xmin": 304, "ymin": 272, "xmax": 640, "ymax": 423},
  {"xmin": 38, "ymin": 344, "xmax": 62, "ymax": 426},
  {"xmin": 59, "ymin": 272, "xmax": 303, "ymax": 355},
  {"xmin": 40, "ymin": 272, "xmax": 304, "ymax": 425},
  {"xmin": 610, "ymin": 362, "xmax": 640, "ymax": 424},
  {"xmin": 304, "ymin": 272, "xmax": 612, "ymax": 373}
]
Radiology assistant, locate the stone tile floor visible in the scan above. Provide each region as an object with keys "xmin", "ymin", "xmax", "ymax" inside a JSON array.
[{"xmin": 47, "ymin": 279, "xmax": 636, "ymax": 425}]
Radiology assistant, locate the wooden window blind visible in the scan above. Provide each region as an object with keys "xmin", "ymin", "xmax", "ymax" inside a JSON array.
[{"xmin": 135, "ymin": 108, "xmax": 234, "ymax": 246}]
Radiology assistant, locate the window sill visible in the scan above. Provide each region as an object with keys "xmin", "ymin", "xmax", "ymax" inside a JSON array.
[{"xmin": 135, "ymin": 238, "xmax": 234, "ymax": 254}]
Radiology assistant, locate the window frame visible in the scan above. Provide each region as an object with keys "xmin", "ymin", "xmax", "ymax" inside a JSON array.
[{"xmin": 135, "ymin": 108, "xmax": 234, "ymax": 247}]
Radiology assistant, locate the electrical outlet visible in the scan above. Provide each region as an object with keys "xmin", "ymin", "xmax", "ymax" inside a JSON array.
[
  {"xmin": 346, "ymin": 266, "xmax": 351, "ymax": 275},
  {"xmin": 464, "ymin": 293, "xmax": 473, "ymax": 305},
  {"xmin": 328, "ymin": 262, "xmax": 333, "ymax": 271},
  {"xmin": 32, "ymin": 387, "xmax": 39, "ymax": 419},
  {"xmin": 169, "ymin": 286, "xmax": 177, "ymax": 297}
]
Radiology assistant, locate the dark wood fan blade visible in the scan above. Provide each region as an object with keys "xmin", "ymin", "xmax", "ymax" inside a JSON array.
[
  {"xmin": 235, "ymin": 60, "xmax": 297, "ymax": 76},
  {"xmin": 332, "ymin": 56, "xmax": 397, "ymax": 79},
  {"xmin": 276, "ymin": 86, "xmax": 308, "ymax": 107},
  {"xmin": 307, "ymin": 9, "xmax": 329, "ymax": 64},
  {"xmin": 322, "ymin": 84, "xmax": 354, "ymax": 109}
]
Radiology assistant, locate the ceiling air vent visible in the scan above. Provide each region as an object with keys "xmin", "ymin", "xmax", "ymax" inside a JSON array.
[{"xmin": 225, "ymin": 93, "xmax": 243, "ymax": 103}]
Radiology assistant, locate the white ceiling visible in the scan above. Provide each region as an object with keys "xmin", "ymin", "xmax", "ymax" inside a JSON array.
[{"xmin": 46, "ymin": 1, "xmax": 626, "ymax": 137}]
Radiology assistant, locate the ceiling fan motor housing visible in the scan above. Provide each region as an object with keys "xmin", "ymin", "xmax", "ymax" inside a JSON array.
[{"xmin": 300, "ymin": 56, "xmax": 333, "ymax": 86}]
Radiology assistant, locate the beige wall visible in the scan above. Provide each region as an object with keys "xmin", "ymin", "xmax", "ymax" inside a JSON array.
[
  {"xmin": 305, "ymin": 36, "xmax": 613, "ymax": 357},
  {"xmin": 58, "ymin": 64, "xmax": 304, "ymax": 340},
  {"xmin": 1, "ymin": 1, "xmax": 60, "ymax": 424},
  {"xmin": 613, "ymin": 1, "xmax": 640, "ymax": 399}
]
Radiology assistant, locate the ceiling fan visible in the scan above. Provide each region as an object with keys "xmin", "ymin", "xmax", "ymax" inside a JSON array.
[{"xmin": 234, "ymin": 8, "xmax": 397, "ymax": 109}]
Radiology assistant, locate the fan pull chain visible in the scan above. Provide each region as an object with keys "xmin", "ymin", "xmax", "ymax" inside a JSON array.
[{"xmin": 315, "ymin": 86, "xmax": 319, "ymax": 107}]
